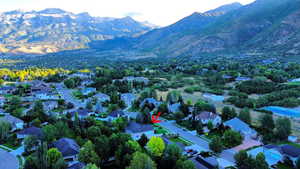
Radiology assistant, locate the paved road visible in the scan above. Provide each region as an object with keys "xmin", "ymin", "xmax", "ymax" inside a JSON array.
[
  {"xmin": 159, "ymin": 120, "xmax": 209, "ymax": 150},
  {"xmin": 0, "ymin": 149, "xmax": 19, "ymax": 169},
  {"xmin": 55, "ymin": 83, "xmax": 85, "ymax": 111}
]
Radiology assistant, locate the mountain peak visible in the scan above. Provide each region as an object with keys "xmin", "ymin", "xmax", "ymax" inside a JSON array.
[
  {"xmin": 38, "ymin": 8, "xmax": 67, "ymax": 14},
  {"xmin": 205, "ymin": 2, "xmax": 242, "ymax": 14}
]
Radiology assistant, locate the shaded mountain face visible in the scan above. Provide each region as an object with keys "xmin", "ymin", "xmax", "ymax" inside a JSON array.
[
  {"xmin": 91, "ymin": 0, "xmax": 300, "ymax": 58},
  {"xmin": 0, "ymin": 8, "xmax": 153, "ymax": 54}
]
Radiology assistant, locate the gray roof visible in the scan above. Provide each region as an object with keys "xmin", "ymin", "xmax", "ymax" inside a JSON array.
[
  {"xmin": 53, "ymin": 138, "xmax": 80, "ymax": 157},
  {"xmin": 126, "ymin": 122, "xmax": 153, "ymax": 133},
  {"xmin": 0, "ymin": 114, "xmax": 23, "ymax": 128},
  {"xmin": 17, "ymin": 127, "xmax": 43, "ymax": 137},
  {"xmin": 67, "ymin": 162, "xmax": 85, "ymax": 169},
  {"xmin": 140, "ymin": 98, "xmax": 161, "ymax": 108},
  {"xmin": 109, "ymin": 110, "xmax": 125, "ymax": 118},
  {"xmin": 280, "ymin": 144, "xmax": 300, "ymax": 158},
  {"xmin": 70, "ymin": 108, "xmax": 93, "ymax": 117},
  {"xmin": 224, "ymin": 117, "xmax": 257, "ymax": 136},
  {"xmin": 168, "ymin": 103, "xmax": 181, "ymax": 113},
  {"xmin": 121, "ymin": 93, "xmax": 136, "ymax": 106}
]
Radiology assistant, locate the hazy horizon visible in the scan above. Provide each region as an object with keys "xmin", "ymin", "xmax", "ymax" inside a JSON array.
[{"xmin": 1, "ymin": 0, "xmax": 255, "ymax": 26}]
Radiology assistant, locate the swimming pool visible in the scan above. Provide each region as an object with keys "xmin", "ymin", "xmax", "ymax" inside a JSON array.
[{"xmin": 261, "ymin": 106, "xmax": 300, "ymax": 118}]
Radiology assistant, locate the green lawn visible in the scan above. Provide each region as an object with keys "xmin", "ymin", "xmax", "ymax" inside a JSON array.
[
  {"xmin": 169, "ymin": 137, "xmax": 192, "ymax": 146},
  {"xmin": 276, "ymin": 163, "xmax": 294, "ymax": 169},
  {"xmin": 3, "ymin": 142, "xmax": 21, "ymax": 150},
  {"xmin": 0, "ymin": 145, "xmax": 11, "ymax": 152}
]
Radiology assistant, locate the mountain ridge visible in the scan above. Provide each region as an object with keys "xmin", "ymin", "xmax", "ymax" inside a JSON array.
[{"xmin": 0, "ymin": 8, "xmax": 153, "ymax": 54}]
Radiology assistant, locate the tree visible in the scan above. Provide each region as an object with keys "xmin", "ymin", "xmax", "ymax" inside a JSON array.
[
  {"xmin": 207, "ymin": 121, "xmax": 214, "ymax": 130},
  {"xmin": 138, "ymin": 134, "xmax": 148, "ymax": 148},
  {"xmin": 175, "ymin": 159, "xmax": 196, "ymax": 169},
  {"xmin": 46, "ymin": 148, "xmax": 66, "ymax": 169},
  {"xmin": 24, "ymin": 136, "xmax": 39, "ymax": 153},
  {"xmin": 112, "ymin": 117, "xmax": 128, "ymax": 132},
  {"xmin": 209, "ymin": 136, "xmax": 223, "ymax": 153},
  {"xmin": 223, "ymin": 130, "xmax": 243, "ymax": 148},
  {"xmin": 42, "ymin": 124, "xmax": 57, "ymax": 142},
  {"xmin": 161, "ymin": 144, "xmax": 182, "ymax": 169},
  {"xmin": 259, "ymin": 114, "xmax": 275, "ymax": 132},
  {"xmin": 32, "ymin": 101, "xmax": 46, "ymax": 121},
  {"xmin": 86, "ymin": 101, "xmax": 93, "ymax": 110},
  {"xmin": 64, "ymin": 79, "xmax": 75, "ymax": 88},
  {"xmin": 296, "ymin": 156, "xmax": 300, "ymax": 169},
  {"xmin": 221, "ymin": 106, "xmax": 237, "ymax": 121},
  {"xmin": 84, "ymin": 164, "xmax": 100, "ymax": 169},
  {"xmin": 126, "ymin": 152, "xmax": 156, "ymax": 169},
  {"xmin": 146, "ymin": 136, "xmax": 165, "ymax": 157},
  {"xmin": 255, "ymin": 153, "xmax": 268, "ymax": 169},
  {"xmin": 275, "ymin": 117, "xmax": 291, "ymax": 141},
  {"xmin": 234, "ymin": 150, "xmax": 255, "ymax": 169},
  {"xmin": 94, "ymin": 136, "xmax": 110, "ymax": 164},
  {"xmin": 78, "ymin": 141, "xmax": 100, "ymax": 165},
  {"xmin": 239, "ymin": 108, "xmax": 251, "ymax": 124},
  {"xmin": 0, "ymin": 121, "xmax": 11, "ymax": 143}
]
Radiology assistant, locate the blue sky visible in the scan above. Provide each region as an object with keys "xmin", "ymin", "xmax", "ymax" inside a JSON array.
[{"xmin": 0, "ymin": 0, "xmax": 255, "ymax": 26}]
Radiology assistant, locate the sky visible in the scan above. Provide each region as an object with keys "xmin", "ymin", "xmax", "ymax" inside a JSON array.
[{"xmin": 0, "ymin": 0, "xmax": 255, "ymax": 26}]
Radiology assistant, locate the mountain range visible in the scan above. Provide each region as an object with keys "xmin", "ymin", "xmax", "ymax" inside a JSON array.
[
  {"xmin": 0, "ymin": 8, "xmax": 153, "ymax": 54},
  {"xmin": 90, "ymin": 0, "xmax": 300, "ymax": 59},
  {"xmin": 1, "ymin": 0, "xmax": 300, "ymax": 61}
]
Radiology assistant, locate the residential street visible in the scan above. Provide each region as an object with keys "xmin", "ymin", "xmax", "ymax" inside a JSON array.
[
  {"xmin": 55, "ymin": 83, "xmax": 85, "ymax": 110},
  {"xmin": 159, "ymin": 120, "xmax": 210, "ymax": 150}
]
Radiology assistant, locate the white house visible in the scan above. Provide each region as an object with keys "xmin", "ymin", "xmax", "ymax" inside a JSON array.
[
  {"xmin": 81, "ymin": 87, "xmax": 96, "ymax": 96},
  {"xmin": 194, "ymin": 112, "xmax": 222, "ymax": 127}
]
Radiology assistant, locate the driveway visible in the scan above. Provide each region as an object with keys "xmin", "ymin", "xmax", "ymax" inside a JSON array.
[
  {"xmin": 159, "ymin": 120, "xmax": 209, "ymax": 150},
  {"xmin": 0, "ymin": 149, "xmax": 19, "ymax": 169}
]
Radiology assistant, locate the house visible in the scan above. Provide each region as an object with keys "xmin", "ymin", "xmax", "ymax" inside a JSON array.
[
  {"xmin": 30, "ymin": 80, "xmax": 51, "ymax": 92},
  {"xmin": 224, "ymin": 117, "xmax": 257, "ymax": 139},
  {"xmin": 34, "ymin": 90, "xmax": 59, "ymax": 100},
  {"xmin": 121, "ymin": 93, "xmax": 136, "ymax": 107},
  {"xmin": 235, "ymin": 76, "xmax": 252, "ymax": 82},
  {"xmin": 288, "ymin": 136, "xmax": 298, "ymax": 143},
  {"xmin": 69, "ymin": 72, "xmax": 92, "ymax": 79},
  {"xmin": 0, "ymin": 109, "xmax": 5, "ymax": 115},
  {"xmin": 168, "ymin": 103, "xmax": 181, "ymax": 113},
  {"xmin": 121, "ymin": 76, "xmax": 149, "ymax": 84},
  {"xmin": 140, "ymin": 98, "xmax": 162, "ymax": 108},
  {"xmin": 248, "ymin": 146, "xmax": 283, "ymax": 167},
  {"xmin": 280, "ymin": 144, "xmax": 300, "ymax": 165},
  {"xmin": 125, "ymin": 121, "xmax": 154, "ymax": 140},
  {"xmin": 52, "ymin": 138, "xmax": 80, "ymax": 163},
  {"xmin": 43, "ymin": 101, "xmax": 58, "ymax": 112},
  {"xmin": 67, "ymin": 162, "xmax": 85, "ymax": 169},
  {"xmin": 194, "ymin": 112, "xmax": 222, "ymax": 127},
  {"xmin": 108, "ymin": 110, "xmax": 126, "ymax": 121},
  {"xmin": 81, "ymin": 87, "xmax": 96, "ymax": 96},
  {"xmin": 0, "ymin": 114, "xmax": 24, "ymax": 131},
  {"xmin": 0, "ymin": 96, "xmax": 5, "ymax": 107},
  {"xmin": 94, "ymin": 102, "xmax": 106, "ymax": 113},
  {"xmin": 94, "ymin": 93, "xmax": 110, "ymax": 102},
  {"xmin": 81, "ymin": 79, "xmax": 93, "ymax": 87},
  {"xmin": 0, "ymin": 86, "xmax": 16, "ymax": 94},
  {"xmin": 195, "ymin": 156, "xmax": 219, "ymax": 169},
  {"xmin": 70, "ymin": 108, "xmax": 94, "ymax": 119},
  {"xmin": 17, "ymin": 127, "xmax": 43, "ymax": 139}
]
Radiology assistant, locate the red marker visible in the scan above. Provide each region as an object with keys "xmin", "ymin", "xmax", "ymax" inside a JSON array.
[{"xmin": 151, "ymin": 112, "xmax": 162, "ymax": 124}]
